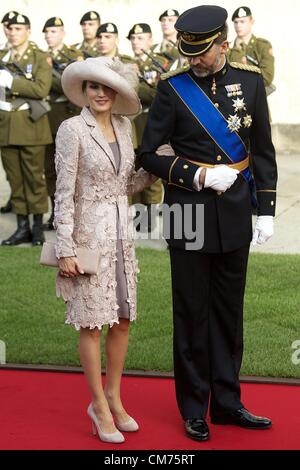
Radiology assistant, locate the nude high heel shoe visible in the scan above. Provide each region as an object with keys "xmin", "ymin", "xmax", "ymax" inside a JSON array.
[
  {"xmin": 115, "ymin": 416, "xmax": 139, "ymax": 432},
  {"xmin": 87, "ymin": 403, "xmax": 125, "ymax": 443}
]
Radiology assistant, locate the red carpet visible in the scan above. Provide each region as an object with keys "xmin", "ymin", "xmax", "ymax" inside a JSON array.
[{"xmin": 0, "ymin": 370, "xmax": 299, "ymax": 450}]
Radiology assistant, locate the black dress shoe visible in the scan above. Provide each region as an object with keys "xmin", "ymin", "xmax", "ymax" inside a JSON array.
[
  {"xmin": 211, "ymin": 407, "xmax": 272, "ymax": 429},
  {"xmin": 185, "ymin": 419, "xmax": 210, "ymax": 441}
]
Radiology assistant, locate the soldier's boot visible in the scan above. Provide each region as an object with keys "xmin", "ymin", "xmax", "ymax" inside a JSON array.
[
  {"xmin": 0, "ymin": 198, "xmax": 13, "ymax": 214},
  {"xmin": 1, "ymin": 214, "xmax": 32, "ymax": 246},
  {"xmin": 32, "ymin": 214, "xmax": 45, "ymax": 246},
  {"xmin": 43, "ymin": 196, "xmax": 55, "ymax": 231}
]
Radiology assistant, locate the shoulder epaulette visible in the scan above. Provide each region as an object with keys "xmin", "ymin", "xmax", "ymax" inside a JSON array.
[
  {"xmin": 161, "ymin": 64, "xmax": 190, "ymax": 81},
  {"xmin": 230, "ymin": 62, "xmax": 261, "ymax": 74}
]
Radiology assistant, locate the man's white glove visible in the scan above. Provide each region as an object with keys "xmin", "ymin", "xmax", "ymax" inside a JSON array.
[
  {"xmin": 252, "ymin": 216, "xmax": 274, "ymax": 246},
  {"xmin": 0, "ymin": 70, "xmax": 14, "ymax": 89},
  {"xmin": 204, "ymin": 165, "xmax": 239, "ymax": 192}
]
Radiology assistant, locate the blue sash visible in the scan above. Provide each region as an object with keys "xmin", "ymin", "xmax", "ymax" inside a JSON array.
[{"xmin": 169, "ymin": 73, "xmax": 256, "ymax": 206}]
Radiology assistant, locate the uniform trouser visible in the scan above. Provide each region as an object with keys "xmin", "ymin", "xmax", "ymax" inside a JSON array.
[
  {"xmin": 1, "ymin": 145, "xmax": 48, "ymax": 215},
  {"xmin": 169, "ymin": 244, "xmax": 250, "ymax": 420},
  {"xmin": 44, "ymin": 142, "xmax": 56, "ymax": 197}
]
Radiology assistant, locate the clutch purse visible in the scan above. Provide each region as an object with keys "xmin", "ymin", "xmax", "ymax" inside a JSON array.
[{"xmin": 40, "ymin": 242, "xmax": 100, "ymax": 275}]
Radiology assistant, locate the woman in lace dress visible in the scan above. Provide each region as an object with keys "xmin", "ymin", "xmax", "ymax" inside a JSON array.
[{"xmin": 54, "ymin": 57, "xmax": 157, "ymax": 443}]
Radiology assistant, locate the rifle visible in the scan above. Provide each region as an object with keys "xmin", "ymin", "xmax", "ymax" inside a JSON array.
[{"xmin": 141, "ymin": 49, "xmax": 168, "ymax": 74}]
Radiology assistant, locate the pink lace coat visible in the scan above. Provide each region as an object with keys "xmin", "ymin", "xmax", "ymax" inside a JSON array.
[{"xmin": 54, "ymin": 106, "xmax": 156, "ymax": 330}]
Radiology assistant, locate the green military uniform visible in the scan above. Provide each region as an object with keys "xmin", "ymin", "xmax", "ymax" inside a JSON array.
[
  {"xmin": 132, "ymin": 52, "xmax": 166, "ymax": 205},
  {"xmin": 227, "ymin": 35, "xmax": 274, "ymax": 87},
  {"xmin": 72, "ymin": 40, "xmax": 99, "ymax": 58},
  {"xmin": 45, "ymin": 44, "xmax": 83, "ymax": 197},
  {"xmin": 0, "ymin": 44, "xmax": 52, "ymax": 216},
  {"xmin": 151, "ymin": 40, "xmax": 181, "ymax": 71}
]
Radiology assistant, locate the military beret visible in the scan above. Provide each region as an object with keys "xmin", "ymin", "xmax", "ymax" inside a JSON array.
[
  {"xmin": 175, "ymin": 5, "xmax": 227, "ymax": 56},
  {"xmin": 127, "ymin": 23, "xmax": 151, "ymax": 39},
  {"xmin": 232, "ymin": 7, "xmax": 252, "ymax": 21},
  {"xmin": 80, "ymin": 11, "xmax": 100, "ymax": 25},
  {"xmin": 1, "ymin": 11, "xmax": 18, "ymax": 25},
  {"xmin": 96, "ymin": 23, "xmax": 118, "ymax": 37},
  {"xmin": 42, "ymin": 17, "xmax": 64, "ymax": 32},
  {"xmin": 159, "ymin": 9, "xmax": 179, "ymax": 21},
  {"xmin": 7, "ymin": 13, "xmax": 31, "ymax": 27}
]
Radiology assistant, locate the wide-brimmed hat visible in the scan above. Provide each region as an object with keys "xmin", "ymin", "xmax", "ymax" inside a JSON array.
[{"xmin": 61, "ymin": 57, "xmax": 141, "ymax": 116}]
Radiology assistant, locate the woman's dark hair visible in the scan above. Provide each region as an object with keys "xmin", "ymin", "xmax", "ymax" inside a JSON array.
[{"xmin": 82, "ymin": 80, "xmax": 87, "ymax": 92}]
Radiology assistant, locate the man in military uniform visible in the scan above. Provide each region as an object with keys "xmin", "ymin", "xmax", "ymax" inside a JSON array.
[
  {"xmin": 0, "ymin": 14, "xmax": 52, "ymax": 245},
  {"xmin": 72, "ymin": 11, "xmax": 100, "ymax": 58},
  {"xmin": 140, "ymin": 5, "xmax": 277, "ymax": 441},
  {"xmin": 128, "ymin": 23, "xmax": 165, "ymax": 230},
  {"xmin": 0, "ymin": 11, "xmax": 19, "ymax": 213},
  {"xmin": 95, "ymin": 22, "xmax": 135, "ymax": 64},
  {"xmin": 43, "ymin": 17, "xmax": 83, "ymax": 230},
  {"xmin": 227, "ymin": 6, "xmax": 275, "ymax": 95},
  {"xmin": 152, "ymin": 9, "xmax": 183, "ymax": 71},
  {"xmin": 1, "ymin": 11, "xmax": 18, "ymax": 49}
]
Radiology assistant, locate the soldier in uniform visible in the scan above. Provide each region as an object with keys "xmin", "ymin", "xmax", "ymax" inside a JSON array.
[
  {"xmin": 0, "ymin": 14, "xmax": 52, "ymax": 245},
  {"xmin": 95, "ymin": 22, "xmax": 135, "ymax": 64},
  {"xmin": 227, "ymin": 6, "xmax": 275, "ymax": 95},
  {"xmin": 1, "ymin": 11, "xmax": 18, "ymax": 49},
  {"xmin": 72, "ymin": 11, "xmax": 100, "ymax": 58},
  {"xmin": 140, "ymin": 5, "xmax": 277, "ymax": 441},
  {"xmin": 128, "ymin": 23, "xmax": 165, "ymax": 230},
  {"xmin": 152, "ymin": 9, "xmax": 182, "ymax": 71},
  {"xmin": 43, "ymin": 17, "xmax": 84, "ymax": 230},
  {"xmin": 0, "ymin": 12, "xmax": 19, "ymax": 213}
]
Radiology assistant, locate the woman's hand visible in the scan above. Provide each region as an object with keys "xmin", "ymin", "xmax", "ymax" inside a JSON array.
[{"xmin": 58, "ymin": 256, "xmax": 84, "ymax": 278}]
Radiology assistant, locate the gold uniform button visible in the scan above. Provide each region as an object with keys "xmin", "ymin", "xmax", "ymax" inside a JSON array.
[
  {"xmin": 183, "ymin": 165, "xmax": 189, "ymax": 170},
  {"xmin": 271, "ymin": 201, "xmax": 274, "ymax": 206},
  {"xmin": 214, "ymin": 102, "xmax": 219, "ymax": 108},
  {"xmin": 217, "ymin": 155, "xmax": 222, "ymax": 162},
  {"xmin": 179, "ymin": 178, "xmax": 184, "ymax": 184},
  {"xmin": 217, "ymin": 191, "xmax": 222, "ymax": 196}
]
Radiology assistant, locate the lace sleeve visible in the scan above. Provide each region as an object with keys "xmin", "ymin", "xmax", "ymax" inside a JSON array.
[{"xmin": 54, "ymin": 120, "xmax": 79, "ymax": 258}]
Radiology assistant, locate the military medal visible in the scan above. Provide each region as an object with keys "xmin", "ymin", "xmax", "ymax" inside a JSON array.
[
  {"xmin": 211, "ymin": 76, "xmax": 217, "ymax": 95},
  {"xmin": 225, "ymin": 84, "xmax": 243, "ymax": 97},
  {"xmin": 243, "ymin": 114, "xmax": 252, "ymax": 128},
  {"xmin": 227, "ymin": 115, "xmax": 242, "ymax": 132},
  {"xmin": 25, "ymin": 64, "xmax": 33, "ymax": 80},
  {"xmin": 232, "ymin": 97, "xmax": 246, "ymax": 112}
]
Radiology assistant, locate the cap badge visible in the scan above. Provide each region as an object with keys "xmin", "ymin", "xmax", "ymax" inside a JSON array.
[
  {"xmin": 182, "ymin": 33, "xmax": 196, "ymax": 42},
  {"xmin": 90, "ymin": 12, "xmax": 98, "ymax": 20},
  {"xmin": 232, "ymin": 97, "xmax": 246, "ymax": 112},
  {"xmin": 106, "ymin": 23, "xmax": 114, "ymax": 33},
  {"xmin": 17, "ymin": 14, "xmax": 25, "ymax": 23},
  {"xmin": 8, "ymin": 12, "xmax": 15, "ymax": 19},
  {"xmin": 238, "ymin": 8, "xmax": 247, "ymax": 18},
  {"xmin": 134, "ymin": 24, "xmax": 143, "ymax": 34},
  {"xmin": 167, "ymin": 9, "xmax": 175, "ymax": 16},
  {"xmin": 227, "ymin": 114, "xmax": 242, "ymax": 133},
  {"xmin": 54, "ymin": 17, "xmax": 62, "ymax": 26}
]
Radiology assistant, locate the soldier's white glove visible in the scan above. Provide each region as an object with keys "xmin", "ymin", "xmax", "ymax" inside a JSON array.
[
  {"xmin": 204, "ymin": 165, "xmax": 239, "ymax": 192},
  {"xmin": 252, "ymin": 216, "xmax": 274, "ymax": 246},
  {"xmin": 0, "ymin": 70, "xmax": 13, "ymax": 89}
]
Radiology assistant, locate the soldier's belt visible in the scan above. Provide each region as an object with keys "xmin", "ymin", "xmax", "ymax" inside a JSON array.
[
  {"xmin": 185, "ymin": 156, "xmax": 249, "ymax": 172},
  {"xmin": 0, "ymin": 100, "xmax": 30, "ymax": 112}
]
